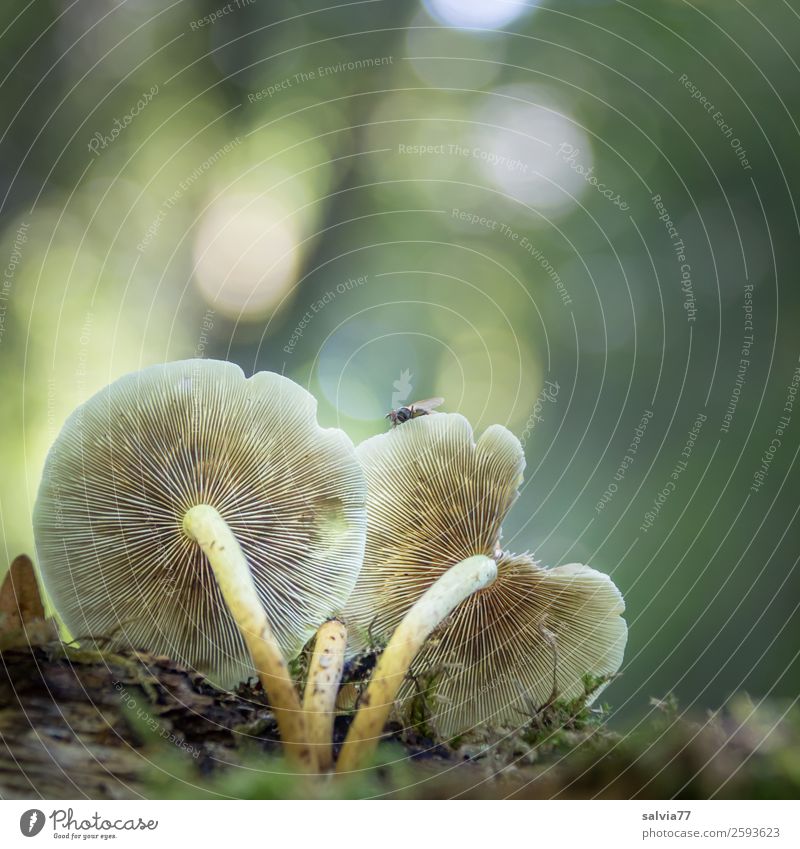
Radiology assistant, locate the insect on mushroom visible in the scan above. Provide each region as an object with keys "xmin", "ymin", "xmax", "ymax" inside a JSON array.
[
  {"xmin": 336, "ymin": 412, "xmax": 627, "ymax": 772},
  {"xmin": 33, "ymin": 359, "xmax": 367, "ymax": 773},
  {"xmin": 385, "ymin": 397, "xmax": 444, "ymax": 427}
]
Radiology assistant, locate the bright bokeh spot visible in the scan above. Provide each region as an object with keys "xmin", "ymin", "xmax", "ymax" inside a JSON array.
[
  {"xmin": 472, "ymin": 85, "xmax": 593, "ymax": 217},
  {"xmin": 406, "ymin": 11, "xmax": 505, "ymax": 89},
  {"xmin": 193, "ymin": 194, "xmax": 300, "ymax": 320},
  {"xmin": 423, "ymin": 0, "xmax": 534, "ymax": 30}
]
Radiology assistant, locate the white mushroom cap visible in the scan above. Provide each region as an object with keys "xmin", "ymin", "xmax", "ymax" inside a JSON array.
[
  {"xmin": 33, "ymin": 359, "xmax": 366, "ymax": 687},
  {"xmin": 344, "ymin": 413, "xmax": 626, "ymax": 737}
]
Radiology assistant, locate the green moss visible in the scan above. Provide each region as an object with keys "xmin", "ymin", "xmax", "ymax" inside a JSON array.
[
  {"xmin": 400, "ymin": 668, "xmax": 445, "ymax": 743},
  {"xmin": 46, "ymin": 641, "xmax": 164, "ymax": 702}
]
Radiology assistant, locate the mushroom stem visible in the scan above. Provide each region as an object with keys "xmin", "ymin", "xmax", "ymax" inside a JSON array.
[
  {"xmin": 302, "ymin": 618, "xmax": 347, "ymax": 772},
  {"xmin": 182, "ymin": 504, "xmax": 316, "ymax": 773},
  {"xmin": 336, "ymin": 554, "xmax": 497, "ymax": 773}
]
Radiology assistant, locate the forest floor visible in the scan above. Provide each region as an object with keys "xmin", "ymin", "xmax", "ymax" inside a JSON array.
[
  {"xmin": 2, "ymin": 555, "xmax": 798, "ymax": 800},
  {"xmin": 2, "ymin": 640, "xmax": 798, "ymax": 800}
]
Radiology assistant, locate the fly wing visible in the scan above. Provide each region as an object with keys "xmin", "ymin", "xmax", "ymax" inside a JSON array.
[{"xmin": 411, "ymin": 397, "xmax": 444, "ymax": 413}]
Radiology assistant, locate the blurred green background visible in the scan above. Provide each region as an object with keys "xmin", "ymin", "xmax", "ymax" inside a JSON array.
[{"xmin": 1, "ymin": 0, "xmax": 798, "ymax": 733}]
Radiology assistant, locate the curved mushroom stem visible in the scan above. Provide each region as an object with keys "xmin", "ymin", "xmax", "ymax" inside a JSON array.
[
  {"xmin": 336, "ymin": 554, "xmax": 497, "ymax": 773},
  {"xmin": 182, "ymin": 504, "xmax": 316, "ymax": 773},
  {"xmin": 303, "ymin": 618, "xmax": 347, "ymax": 772}
]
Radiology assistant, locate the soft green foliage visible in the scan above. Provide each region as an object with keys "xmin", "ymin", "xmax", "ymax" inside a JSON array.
[{"xmin": 1, "ymin": 0, "xmax": 798, "ymax": 800}]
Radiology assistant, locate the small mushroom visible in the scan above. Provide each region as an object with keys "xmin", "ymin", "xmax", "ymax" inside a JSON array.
[
  {"xmin": 336, "ymin": 413, "xmax": 626, "ymax": 771},
  {"xmin": 302, "ymin": 617, "xmax": 347, "ymax": 772},
  {"xmin": 33, "ymin": 359, "xmax": 366, "ymax": 771}
]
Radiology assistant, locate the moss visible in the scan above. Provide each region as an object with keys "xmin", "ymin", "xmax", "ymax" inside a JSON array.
[
  {"xmin": 402, "ymin": 668, "xmax": 444, "ymax": 742},
  {"xmin": 136, "ymin": 694, "xmax": 800, "ymax": 799},
  {"xmin": 45, "ymin": 641, "xmax": 164, "ymax": 702}
]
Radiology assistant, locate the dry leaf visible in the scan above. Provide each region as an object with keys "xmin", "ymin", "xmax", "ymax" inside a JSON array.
[{"xmin": 0, "ymin": 554, "xmax": 58, "ymax": 646}]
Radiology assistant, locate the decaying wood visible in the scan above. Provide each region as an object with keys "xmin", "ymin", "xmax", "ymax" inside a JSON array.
[
  {"xmin": 1, "ymin": 556, "xmax": 797, "ymax": 800},
  {"xmin": 0, "ymin": 554, "xmax": 288, "ymax": 798},
  {"xmin": 0, "ymin": 642, "xmax": 281, "ymax": 799}
]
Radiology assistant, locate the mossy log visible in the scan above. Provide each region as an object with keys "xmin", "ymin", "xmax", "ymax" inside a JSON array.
[
  {"xmin": 0, "ymin": 641, "xmax": 281, "ymax": 798},
  {"xmin": 1, "ymin": 557, "xmax": 798, "ymax": 799}
]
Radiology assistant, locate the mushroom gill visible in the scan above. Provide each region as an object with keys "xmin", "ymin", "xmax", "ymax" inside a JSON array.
[
  {"xmin": 337, "ymin": 413, "xmax": 626, "ymax": 770},
  {"xmin": 33, "ymin": 359, "xmax": 367, "ymax": 771}
]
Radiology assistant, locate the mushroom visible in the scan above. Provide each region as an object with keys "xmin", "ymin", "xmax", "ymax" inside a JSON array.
[
  {"xmin": 33, "ymin": 359, "xmax": 366, "ymax": 771},
  {"xmin": 336, "ymin": 413, "xmax": 626, "ymax": 772},
  {"xmin": 302, "ymin": 617, "xmax": 348, "ymax": 772}
]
